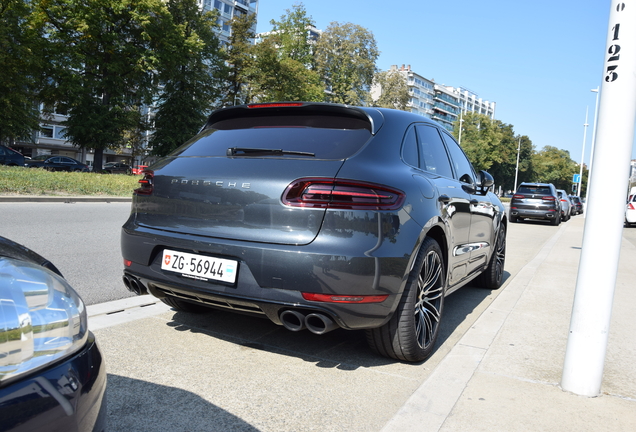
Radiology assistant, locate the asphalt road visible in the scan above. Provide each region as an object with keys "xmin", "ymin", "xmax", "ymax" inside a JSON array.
[{"xmin": 0, "ymin": 201, "xmax": 135, "ymax": 305}]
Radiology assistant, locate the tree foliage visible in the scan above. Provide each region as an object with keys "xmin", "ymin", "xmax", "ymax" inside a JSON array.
[
  {"xmin": 222, "ymin": 12, "xmax": 256, "ymax": 106},
  {"xmin": 268, "ymin": 2, "xmax": 315, "ymax": 67},
  {"xmin": 249, "ymin": 4, "xmax": 322, "ymax": 102},
  {"xmin": 35, "ymin": 0, "xmax": 169, "ymax": 169},
  {"xmin": 315, "ymin": 22, "xmax": 379, "ymax": 105},
  {"xmin": 150, "ymin": 0, "xmax": 224, "ymax": 156},
  {"xmin": 371, "ymin": 69, "xmax": 409, "ymax": 110},
  {"xmin": 453, "ymin": 112, "xmax": 536, "ymax": 191},
  {"xmin": 0, "ymin": 0, "xmax": 44, "ymax": 145},
  {"xmin": 532, "ymin": 146, "xmax": 579, "ymax": 191}
]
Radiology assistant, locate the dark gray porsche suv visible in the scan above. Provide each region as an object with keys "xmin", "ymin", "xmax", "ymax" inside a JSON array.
[{"xmin": 121, "ymin": 102, "xmax": 507, "ymax": 362}]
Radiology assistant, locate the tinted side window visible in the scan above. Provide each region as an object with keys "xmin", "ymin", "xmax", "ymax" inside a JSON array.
[
  {"xmin": 415, "ymin": 125, "xmax": 453, "ymax": 178},
  {"xmin": 441, "ymin": 132, "xmax": 476, "ymax": 185},
  {"xmin": 401, "ymin": 126, "xmax": 419, "ymax": 167}
]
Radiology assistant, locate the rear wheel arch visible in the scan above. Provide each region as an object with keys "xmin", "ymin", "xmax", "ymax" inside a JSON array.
[{"xmin": 423, "ymin": 225, "xmax": 448, "ymax": 277}]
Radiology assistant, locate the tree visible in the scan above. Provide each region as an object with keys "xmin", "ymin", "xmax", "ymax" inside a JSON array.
[
  {"xmin": 314, "ymin": 22, "xmax": 379, "ymax": 105},
  {"xmin": 532, "ymin": 146, "xmax": 579, "ymax": 191},
  {"xmin": 222, "ymin": 12, "xmax": 256, "ymax": 106},
  {"xmin": 0, "ymin": 0, "xmax": 44, "ymax": 145},
  {"xmin": 268, "ymin": 2, "xmax": 315, "ymax": 68},
  {"xmin": 35, "ymin": 0, "xmax": 169, "ymax": 170},
  {"xmin": 453, "ymin": 112, "xmax": 503, "ymax": 172},
  {"xmin": 371, "ymin": 69, "xmax": 409, "ymax": 110},
  {"xmin": 249, "ymin": 38, "xmax": 323, "ymax": 102},
  {"xmin": 150, "ymin": 0, "xmax": 224, "ymax": 156},
  {"xmin": 249, "ymin": 4, "xmax": 322, "ymax": 102},
  {"xmin": 453, "ymin": 112, "xmax": 537, "ymax": 191}
]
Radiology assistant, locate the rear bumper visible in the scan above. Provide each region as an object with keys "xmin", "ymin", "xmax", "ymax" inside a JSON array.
[
  {"xmin": 510, "ymin": 208, "xmax": 558, "ymax": 220},
  {"xmin": 120, "ymin": 217, "xmax": 422, "ymax": 330}
]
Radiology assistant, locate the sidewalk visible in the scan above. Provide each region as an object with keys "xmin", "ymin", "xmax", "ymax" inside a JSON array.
[{"xmin": 384, "ymin": 217, "xmax": 636, "ymax": 431}]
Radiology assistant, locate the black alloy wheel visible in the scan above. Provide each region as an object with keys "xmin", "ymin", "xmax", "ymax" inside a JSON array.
[{"xmin": 366, "ymin": 237, "xmax": 445, "ymax": 362}]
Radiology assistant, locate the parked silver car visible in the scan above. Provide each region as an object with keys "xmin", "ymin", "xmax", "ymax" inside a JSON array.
[{"xmin": 557, "ymin": 190, "xmax": 573, "ymax": 222}]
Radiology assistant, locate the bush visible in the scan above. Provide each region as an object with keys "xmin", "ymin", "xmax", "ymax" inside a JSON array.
[{"xmin": 0, "ymin": 166, "xmax": 139, "ymax": 196}]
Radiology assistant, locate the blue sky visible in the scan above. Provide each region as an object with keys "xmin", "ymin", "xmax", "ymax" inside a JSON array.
[{"xmin": 255, "ymin": 0, "xmax": 633, "ymax": 165}]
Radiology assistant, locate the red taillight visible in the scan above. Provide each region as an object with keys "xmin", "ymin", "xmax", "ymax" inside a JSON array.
[
  {"xmin": 282, "ymin": 178, "xmax": 405, "ymax": 210},
  {"xmin": 247, "ymin": 102, "xmax": 304, "ymax": 109},
  {"xmin": 302, "ymin": 293, "xmax": 388, "ymax": 303},
  {"xmin": 542, "ymin": 196, "xmax": 556, "ymax": 202},
  {"xmin": 124, "ymin": 259, "xmax": 132, "ymax": 267},
  {"xmin": 628, "ymin": 203, "xmax": 636, "ymax": 210},
  {"xmin": 512, "ymin": 194, "xmax": 524, "ymax": 199},
  {"xmin": 134, "ymin": 170, "xmax": 154, "ymax": 195}
]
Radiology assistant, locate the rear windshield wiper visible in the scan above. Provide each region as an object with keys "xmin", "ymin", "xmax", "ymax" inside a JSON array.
[{"xmin": 227, "ymin": 147, "xmax": 315, "ymax": 157}]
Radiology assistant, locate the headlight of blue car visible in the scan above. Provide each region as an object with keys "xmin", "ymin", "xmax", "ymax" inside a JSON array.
[{"xmin": 0, "ymin": 257, "xmax": 88, "ymax": 384}]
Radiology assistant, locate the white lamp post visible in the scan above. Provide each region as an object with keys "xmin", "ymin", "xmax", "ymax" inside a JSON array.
[
  {"xmin": 578, "ymin": 107, "xmax": 589, "ymax": 196},
  {"xmin": 585, "ymin": 87, "xmax": 601, "ymax": 200},
  {"xmin": 514, "ymin": 137, "xmax": 521, "ymax": 192}
]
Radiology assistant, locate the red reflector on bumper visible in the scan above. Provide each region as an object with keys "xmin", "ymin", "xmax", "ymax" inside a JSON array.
[{"xmin": 302, "ymin": 293, "xmax": 388, "ymax": 303}]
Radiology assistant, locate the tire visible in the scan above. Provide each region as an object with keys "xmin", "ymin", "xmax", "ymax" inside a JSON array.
[
  {"xmin": 476, "ymin": 223, "xmax": 506, "ymax": 289},
  {"xmin": 551, "ymin": 215, "xmax": 560, "ymax": 226},
  {"xmin": 510, "ymin": 214, "xmax": 518, "ymax": 223},
  {"xmin": 161, "ymin": 296, "xmax": 211, "ymax": 313},
  {"xmin": 366, "ymin": 237, "xmax": 445, "ymax": 362}
]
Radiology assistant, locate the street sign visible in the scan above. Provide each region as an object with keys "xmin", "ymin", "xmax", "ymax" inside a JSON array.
[{"xmin": 573, "ymin": 174, "xmax": 581, "ymax": 183}]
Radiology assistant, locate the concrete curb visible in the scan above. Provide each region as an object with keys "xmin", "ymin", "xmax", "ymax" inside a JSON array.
[{"xmin": 87, "ymin": 295, "xmax": 170, "ymax": 331}]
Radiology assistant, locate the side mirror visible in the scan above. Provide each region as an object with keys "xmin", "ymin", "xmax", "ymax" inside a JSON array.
[{"xmin": 477, "ymin": 170, "xmax": 494, "ymax": 193}]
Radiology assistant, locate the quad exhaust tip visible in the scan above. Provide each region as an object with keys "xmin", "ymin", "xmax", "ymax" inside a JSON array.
[
  {"xmin": 122, "ymin": 275, "xmax": 148, "ymax": 296},
  {"xmin": 280, "ymin": 310, "xmax": 339, "ymax": 335}
]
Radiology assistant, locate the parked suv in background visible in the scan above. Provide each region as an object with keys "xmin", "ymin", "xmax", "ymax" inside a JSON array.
[
  {"xmin": 121, "ymin": 102, "xmax": 507, "ymax": 363},
  {"xmin": 556, "ymin": 190, "xmax": 573, "ymax": 222},
  {"xmin": 0, "ymin": 144, "xmax": 25, "ymax": 166},
  {"xmin": 569, "ymin": 196, "xmax": 583, "ymax": 215},
  {"xmin": 510, "ymin": 182, "xmax": 561, "ymax": 225}
]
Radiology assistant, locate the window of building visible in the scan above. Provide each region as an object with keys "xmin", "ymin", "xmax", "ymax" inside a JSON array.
[
  {"xmin": 40, "ymin": 126, "xmax": 54, "ymax": 138},
  {"xmin": 224, "ymin": 3, "xmax": 232, "ymax": 14},
  {"xmin": 54, "ymin": 126, "xmax": 66, "ymax": 140}
]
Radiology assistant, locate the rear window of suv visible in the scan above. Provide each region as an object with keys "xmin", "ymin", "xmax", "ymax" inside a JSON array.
[
  {"xmin": 517, "ymin": 186, "xmax": 552, "ymax": 195},
  {"xmin": 170, "ymin": 112, "xmax": 373, "ymax": 160}
]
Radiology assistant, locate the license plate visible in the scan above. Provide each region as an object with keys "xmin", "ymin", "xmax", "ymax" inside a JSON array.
[{"xmin": 161, "ymin": 249, "xmax": 238, "ymax": 284}]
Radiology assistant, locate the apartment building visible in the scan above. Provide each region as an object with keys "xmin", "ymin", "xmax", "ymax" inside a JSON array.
[
  {"xmin": 201, "ymin": 0, "xmax": 259, "ymax": 46},
  {"xmin": 376, "ymin": 65, "xmax": 496, "ymax": 132}
]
